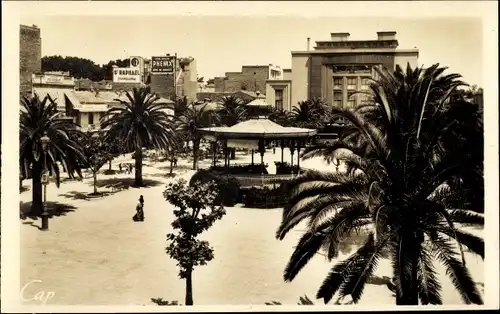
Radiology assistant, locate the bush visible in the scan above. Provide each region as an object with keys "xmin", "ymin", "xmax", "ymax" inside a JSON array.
[
  {"xmin": 190, "ymin": 170, "xmax": 241, "ymax": 206},
  {"xmin": 275, "ymin": 162, "xmax": 300, "ymax": 174},
  {"xmin": 242, "ymin": 182, "xmax": 290, "ymax": 208}
]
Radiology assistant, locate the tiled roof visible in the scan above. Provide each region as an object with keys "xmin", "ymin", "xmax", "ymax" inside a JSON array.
[{"xmin": 71, "ymin": 90, "xmax": 174, "ymax": 105}]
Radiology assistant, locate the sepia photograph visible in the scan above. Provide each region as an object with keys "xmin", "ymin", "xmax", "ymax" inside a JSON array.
[{"xmin": 1, "ymin": 1, "xmax": 499, "ymax": 312}]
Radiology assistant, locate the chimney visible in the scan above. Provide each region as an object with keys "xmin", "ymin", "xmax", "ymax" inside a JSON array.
[
  {"xmin": 330, "ymin": 32, "xmax": 350, "ymax": 42},
  {"xmin": 377, "ymin": 31, "xmax": 397, "ymax": 41},
  {"xmin": 307, "ymin": 37, "xmax": 311, "ymax": 51}
]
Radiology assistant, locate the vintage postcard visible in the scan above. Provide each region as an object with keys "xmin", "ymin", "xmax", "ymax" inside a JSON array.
[{"xmin": 1, "ymin": 1, "xmax": 498, "ymax": 312}]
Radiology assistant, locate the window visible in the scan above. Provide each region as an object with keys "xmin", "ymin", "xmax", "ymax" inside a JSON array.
[
  {"xmin": 333, "ymin": 91, "xmax": 343, "ymax": 107},
  {"xmin": 275, "ymin": 89, "xmax": 284, "ymax": 110},
  {"xmin": 361, "ymin": 77, "xmax": 370, "ymax": 90},
  {"xmin": 347, "ymin": 77, "xmax": 357, "ymax": 90},
  {"xmin": 347, "ymin": 91, "xmax": 356, "ymax": 108},
  {"xmin": 88, "ymin": 112, "xmax": 94, "ymax": 125},
  {"xmin": 333, "ymin": 77, "xmax": 343, "ymax": 90}
]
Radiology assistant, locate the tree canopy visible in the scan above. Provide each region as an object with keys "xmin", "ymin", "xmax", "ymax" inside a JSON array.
[{"xmin": 41, "ymin": 55, "xmax": 131, "ymax": 81}]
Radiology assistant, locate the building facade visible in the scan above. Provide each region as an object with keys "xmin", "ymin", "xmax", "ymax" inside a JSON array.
[
  {"xmin": 149, "ymin": 56, "xmax": 198, "ymax": 103},
  {"xmin": 214, "ymin": 64, "xmax": 283, "ymax": 95},
  {"xmin": 266, "ymin": 68, "xmax": 292, "ymax": 111},
  {"xmin": 267, "ymin": 31, "xmax": 419, "ymax": 110},
  {"xmin": 20, "ymin": 25, "xmax": 42, "ymax": 96}
]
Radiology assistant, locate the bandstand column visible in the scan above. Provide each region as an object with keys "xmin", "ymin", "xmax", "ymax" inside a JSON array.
[
  {"xmin": 224, "ymin": 141, "xmax": 228, "ymax": 168},
  {"xmin": 258, "ymin": 139, "xmax": 265, "ymax": 174},
  {"xmin": 297, "ymin": 141, "xmax": 301, "ymax": 169},
  {"xmin": 280, "ymin": 140, "xmax": 285, "ymax": 163},
  {"xmin": 212, "ymin": 141, "xmax": 217, "ymax": 167},
  {"xmin": 290, "ymin": 140, "xmax": 295, "ymax": 170},
  {"xmin": 251, "ymin": 149, "xmax": 254, "ymax": 165}
]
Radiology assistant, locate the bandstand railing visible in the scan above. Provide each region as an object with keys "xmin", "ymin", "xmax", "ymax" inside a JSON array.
[{"xmin": 221, "ymin": 173, "xmax": 298, "ymax": 188}]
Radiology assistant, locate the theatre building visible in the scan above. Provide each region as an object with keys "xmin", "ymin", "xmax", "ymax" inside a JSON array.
[{"xmin": 269, "ymin": 31, "xmax": 419, "ymax": 110}]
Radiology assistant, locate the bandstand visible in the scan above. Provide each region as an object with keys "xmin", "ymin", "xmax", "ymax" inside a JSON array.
[{"xmin": 199, "ymin": 117, "xmax": 317, "ymax": 188}]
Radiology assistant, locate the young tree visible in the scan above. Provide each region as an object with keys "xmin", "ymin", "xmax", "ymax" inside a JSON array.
[
  {"xmin": 163, "ymin": 179, "xmax": 226, "ymax": 305},
  {"xmin": 81, "ymin": 132, "xmax": 113, "ymax": 194}
]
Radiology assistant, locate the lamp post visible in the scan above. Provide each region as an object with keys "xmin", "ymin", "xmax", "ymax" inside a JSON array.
[{"xmin": 40, "ymin": 133, "xmax": 50, "ymax": 231}]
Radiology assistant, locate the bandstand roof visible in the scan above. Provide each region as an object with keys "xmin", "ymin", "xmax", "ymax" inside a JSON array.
[
  {"xmin": 199, "ymin": 118, "xmax": 317, "ymax": 140},
  {"xmin": 245, "ymin": 92, "xmax": 271, "ymax": 108}
]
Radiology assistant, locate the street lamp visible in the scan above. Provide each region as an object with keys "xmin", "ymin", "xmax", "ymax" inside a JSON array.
[{"xmin": 40, "ymin": 132, "xmax": 50, "ymax": 231}]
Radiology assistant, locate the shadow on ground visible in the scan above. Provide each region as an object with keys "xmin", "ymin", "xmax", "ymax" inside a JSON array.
[
  {"xmin": 20, "ymin": 185, "xmax": 30, "ymax": 193},
  {"xmin": 20, "ymin": 201, "xmax": 78, "ymax": 220},
  {"xmin": 58, "ymin": 190, "xmax": 114, "ymax": 201},
  {"xmin": 91, "ymin": 177, "xmax": 163, "ymax": 190},
  {"xmin": 148, "ymin": 172, "xmax": 179, "ymax": 179},
  {"xmin": 157, "ymin": 165, "xmax": 193, "ymax": 172}
]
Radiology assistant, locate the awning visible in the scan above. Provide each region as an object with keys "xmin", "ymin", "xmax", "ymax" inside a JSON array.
[
  {"xmin": 64, "ymin": 91, "xmax": 82, "ymax": 109},
  {"xmin": 34, "ymin": 90, "xmax": 67, "ymax": 111}
]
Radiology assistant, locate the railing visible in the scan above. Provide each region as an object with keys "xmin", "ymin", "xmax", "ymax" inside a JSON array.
[{"xmin": 221, "ymin": 173, "xmax": 297, "ymax": 188}]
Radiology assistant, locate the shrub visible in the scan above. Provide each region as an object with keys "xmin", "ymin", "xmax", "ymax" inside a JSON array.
[
  {"xmin": 242, "ymin": 182, "xmax": 290, "ymax": 208},
  {"xmin": 190, "ymin": 170, "xmax": 241, "ymax": 206}
]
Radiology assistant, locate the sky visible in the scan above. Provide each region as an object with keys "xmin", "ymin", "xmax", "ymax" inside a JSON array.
[{"xmin": 20, "ymin": 15, "xmax": 484, "ymax": 86}]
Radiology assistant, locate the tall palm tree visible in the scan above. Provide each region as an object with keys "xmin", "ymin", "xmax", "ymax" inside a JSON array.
[
  {"xmin": 100, "ymin": 87, "xmax": 178, "ymax": 186},
  {"xmin": 219, "ymin": 95, "xmax": 247, "ymax": 159},
  {"xmin": 277, "ymin": 63, "xmax": 484, "ymax": 305},
  {"xmin": 20, "ymin": 94, "xmax": 86, "ymax": 215},
  {"xmin": 177, "ymin": 103, "xmax": 219, "ymax": 170},
  {"xmin": 290, "ymin": 98, "xmax": 327, "ymax": 129}
]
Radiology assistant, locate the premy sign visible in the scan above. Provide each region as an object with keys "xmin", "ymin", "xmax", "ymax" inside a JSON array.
[{"xmin": 151, "ymin": 56, "xmax": 176, "ymax": 74}]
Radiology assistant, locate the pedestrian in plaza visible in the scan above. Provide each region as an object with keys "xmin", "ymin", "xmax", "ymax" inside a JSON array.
[
  {"xmin": 119, "ymin": 163, "xmax": 122, "ymax": 173},
  {"xmin": 132, "ymin": 195, "xmax": 145, "ymax": 222}
]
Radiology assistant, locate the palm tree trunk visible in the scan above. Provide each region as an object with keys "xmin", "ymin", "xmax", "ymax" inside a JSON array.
[
  {"xmin": 185, "ymin": 268, "xmax": 194, "ymax": 305},
  {"xmin": 169, "ymin": 160, "xmax": 174, "ymax": 175},
  {"xmin": 396, "ymin": 234, "xmax": 421, "ymax": 305},
  {"xmin": 31, "ymin": 161, "xmax": 44, "ymax": 216},
  {"xmin": 135, "ymin": 147, "xmax": 143, "ymax": 186},
  {"xmin": 93, "ymin": 171, "xmax": 98, "ymax": 194},
  {"xmin": 192, "ymin": 140, "xmax": 200, "ymax": 170},
  {"xmin": 108, "ymin": 159, "xmax": 112, "ymax": 170}
]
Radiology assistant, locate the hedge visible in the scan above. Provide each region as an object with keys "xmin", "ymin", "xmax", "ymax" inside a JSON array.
[{"xmin": 190, "ymin": 170, "xmax": 241, "ymax": 206}]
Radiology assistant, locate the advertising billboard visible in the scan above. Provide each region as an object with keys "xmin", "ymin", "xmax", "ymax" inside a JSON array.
[
  {"xmin": 113, "ymin": 67, "xmax": 142, "ymax": 83},
  {"xmin": 151, "ymin": 56, "xmax": 176, "ymax": 74},
  {"xmin": 130, "ymin": 56, "xmax": 142, "ymax": 68}
]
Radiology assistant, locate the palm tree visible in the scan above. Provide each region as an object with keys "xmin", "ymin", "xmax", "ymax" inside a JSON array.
[
  {"xmin": 290, "ymin": 98, "xmax": 327, "ymax": 129},
  {"xmin": 174, "ymin": 96, "xmax": 190, "ymax": 117},
  {"xmin": 269, "ymin": 108, "xmax": 293, "ymax": 127},
  {"xmin": 219, "ymin": 95, "xmax": 247, "ymax": 159},
  {"xmin": 20, "ymin": 94, "xmax": 86, "ymax": 215},
  {"xmin": 277, "ymin": 63, "xmax": 484, "ymax": 305},
  {"xmin": 100, "ymin": 87, "xmax": 178, "ymax": 186},
  {"xmin": 219, "ymin": 95, "xmax": 247, "ymax": 127},
  {"xmin": 177, "ymin": 103, "xmax": 219, "ymax": 170}
]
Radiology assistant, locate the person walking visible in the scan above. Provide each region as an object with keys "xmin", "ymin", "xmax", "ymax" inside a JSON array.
[{"xmin": 133, "ymin": 195, "xmax": 145, "ymax": 222}]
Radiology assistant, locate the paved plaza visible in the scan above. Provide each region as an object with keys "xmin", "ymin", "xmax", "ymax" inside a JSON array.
[{"xmin": 19, "ymin": 149, "xmax": 484, "ymax": 306}]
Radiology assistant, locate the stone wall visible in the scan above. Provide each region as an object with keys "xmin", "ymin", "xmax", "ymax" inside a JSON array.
[
  {"xmin": 20, "ymin": 25, "xmax": 42, "ymax": 96},
  {"xmin": 213, "ymin": 66, "xmax": 269, "ymax": 94}
]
